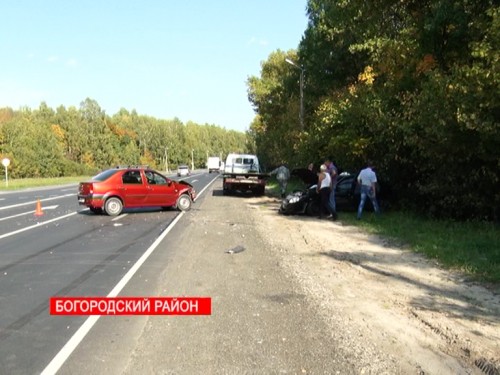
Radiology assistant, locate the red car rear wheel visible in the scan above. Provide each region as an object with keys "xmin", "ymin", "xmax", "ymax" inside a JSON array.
[{"xmin": 104, "ymin": 197, "xmax": 123, "ymax": 216}]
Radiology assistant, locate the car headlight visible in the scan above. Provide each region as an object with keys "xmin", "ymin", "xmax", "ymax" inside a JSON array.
[{"xmin": 288, "ymin": 196, "xmax": 300, "ymax": 204}]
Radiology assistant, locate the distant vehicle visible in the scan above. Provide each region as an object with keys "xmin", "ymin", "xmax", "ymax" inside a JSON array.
[
  {"xmin": 222, "ymin": 153, "xmax": 269, "ymax": 195},
  {"xmin": 177, "ymin": 165, "xmax": 190, "ymax": 177},
  {"xmin": 207, "ymin": 156, "xmax": 220, "ymax": 173},
  {"xmin": 77, "ymin": 166, "xmax": 195, "ymax": 216}
]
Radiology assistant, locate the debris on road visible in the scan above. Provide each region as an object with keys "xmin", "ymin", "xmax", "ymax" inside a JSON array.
[{"xmin": 225, "ymin": 245, "xmax": 245, "ymax": 254}]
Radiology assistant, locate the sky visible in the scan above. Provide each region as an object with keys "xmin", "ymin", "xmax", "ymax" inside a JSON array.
[{"xmin": 0, "ymin": 1, "xmax": 308, "ymax": 132}]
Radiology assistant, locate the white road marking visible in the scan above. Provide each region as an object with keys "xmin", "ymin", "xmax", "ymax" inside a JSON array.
[
  {"xmin": 193, "ymin": 174, "xmax": 219, "ymax": 202},
  {"xmin": 0, "ymin": 194, "xmax": 74, "ymax": 211},
  {"xmin": 0, "ymin": 205, "xmax": 59, "ymax": 222},
  {"xmin": 40, "ymin": 174, "xmax": 221, "ymax": 374},
  {"xmin": 40, "ymin": 212, "xmax": 185, "ymax": 375},
  {"xmin": 112, "ymin": 214, "xmax": 127, "ymax": 221},
  {"xmin": 0, "ymin": 212, "xmax": 78, "ymax": 240}
]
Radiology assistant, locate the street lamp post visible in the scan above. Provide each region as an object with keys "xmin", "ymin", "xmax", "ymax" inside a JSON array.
[
  {"xmin": 191, "ymin": 149, "xmax": 194, "ymax": 171},
  {"xmin": 285, "ymin": 58, "xmax": 304, "ymax": 130},
  {"xmin": 164, "ymin": 147, "xmax": 169, "ymax": 173}
]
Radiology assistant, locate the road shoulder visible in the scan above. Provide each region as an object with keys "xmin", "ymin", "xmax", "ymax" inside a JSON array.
[
  {"xmin": 250, "ymin": 195, "xmax": 500, "ymax": 374},
  {"xmin": 122, "ymin": 181, "xmax": 367, "ymax": 374}
]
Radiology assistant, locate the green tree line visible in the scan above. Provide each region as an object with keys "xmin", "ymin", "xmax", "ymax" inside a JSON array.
[
  {"xmin": 247, "ymin": 0, "xmax": 499, "ymax": 220},
  {"xmin": 0, "ymin": 98, "xmax": 251, "ymax": 178}
]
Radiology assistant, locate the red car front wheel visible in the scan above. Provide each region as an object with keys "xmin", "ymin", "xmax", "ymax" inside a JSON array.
[{"xmin": 176, "ymin": 194, "xmax": 192, "ymax": 211}]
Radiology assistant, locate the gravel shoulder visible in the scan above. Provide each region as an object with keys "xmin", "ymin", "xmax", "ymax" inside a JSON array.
[
  {"xmin": 248, "ymin": 195, "xmax": 500, "ymax": 374},
  {"xmin": 122, "ymin": 181, "xmax": 499, "ymax": 374}
]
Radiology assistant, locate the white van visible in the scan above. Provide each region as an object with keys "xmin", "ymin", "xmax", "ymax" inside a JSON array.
[{"xmin": 224, "ymin": 153, "xmax": 261, "ymax": 174}]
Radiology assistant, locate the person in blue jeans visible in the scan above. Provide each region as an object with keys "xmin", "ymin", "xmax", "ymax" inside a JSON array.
[
  {"xmin": 356, "ymin": 162, "xmax": 380, "ymax": 219},
  {"xmin": 317, "ymin": 164, "xmax": 335, "ymax": 219},
  {"xmin": 325, "ymin": 157, "xmax": 338, "ymax": 220}
]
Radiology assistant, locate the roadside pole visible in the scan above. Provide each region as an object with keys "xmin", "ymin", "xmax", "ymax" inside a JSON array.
[{"xmin": 2, "ymin": 158, "xmax": 10, "ymax": 187}]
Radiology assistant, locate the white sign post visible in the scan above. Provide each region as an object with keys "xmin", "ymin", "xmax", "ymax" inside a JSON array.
[{"xmin": 2, "ymin": 158, "xmax": 10, "ymax": 187}]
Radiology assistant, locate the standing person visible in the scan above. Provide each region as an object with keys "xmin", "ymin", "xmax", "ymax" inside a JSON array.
[
  {"xmin": 325, "ymin": 157, "xmax": 338, "ymax": 220},
  {"xmin": 317, "ymin": 164, "xmax": 334, "ymax": 219},
  {"xmin": 356, "ymin": 161, "xmax": 381, "ymax": 219},
  {"xmin": 270, "ymin": 163, "xmax": 290, "ymax": 198}
]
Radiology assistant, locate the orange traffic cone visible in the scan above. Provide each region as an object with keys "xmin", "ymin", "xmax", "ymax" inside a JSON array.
[{"xmin": 34, "ymin": 199, "xmax": 44, "ymax": 216}]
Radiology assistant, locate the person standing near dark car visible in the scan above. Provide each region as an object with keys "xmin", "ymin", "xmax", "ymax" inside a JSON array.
[
  {"xmin": 270, "ymin": 163, "xmax": 290, "ymax": 198},
  {"xmin": 325, "ymin": 157, "xmax": 338, "ymax": 220},
  {"xmin": 356, "ymin": 161, "xmax": 380, "ymax": 219},
  {"xmin": 317, "ymin": 164, "xmax": 334, "ymax": 219}
]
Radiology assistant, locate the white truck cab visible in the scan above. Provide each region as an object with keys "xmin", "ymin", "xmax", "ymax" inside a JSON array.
[
  {"xmin": 224, "ymin": 153, "xmax": 261, "ymax": 174},
  {"xmin": 222, "ymin": 153, "xmax": 267, "ymax": 195}
]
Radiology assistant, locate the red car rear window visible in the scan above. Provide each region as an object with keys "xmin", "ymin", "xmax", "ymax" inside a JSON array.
[{"xmin": 93, "ymin": 169, "xmax": 120, "ymax": 181}]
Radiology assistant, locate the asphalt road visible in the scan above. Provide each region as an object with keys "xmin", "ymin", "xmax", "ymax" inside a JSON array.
[
  {"xmin": 0, "ymin": 171, "xmax": 216, "ymax": 375},
  {"xmin": 56, "ymin": 179, "xmax": 354, "ymax": 374},
  {"xmin": 1, "ymin": 172, "xmax": 356, "ymax": 375}
]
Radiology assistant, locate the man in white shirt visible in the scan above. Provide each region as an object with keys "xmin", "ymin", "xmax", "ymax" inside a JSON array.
[{"xmin": 356, "ymin": 162, "xmax": 380, "ymax": 219}]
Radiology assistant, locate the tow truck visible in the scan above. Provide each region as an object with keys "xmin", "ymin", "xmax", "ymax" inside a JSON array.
[{"xmin": 222, "ymin": 153, "xmax": 269, "ymax": 195}]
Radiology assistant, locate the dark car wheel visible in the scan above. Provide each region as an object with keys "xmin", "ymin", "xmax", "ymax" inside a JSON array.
[
  {"xmin": 306, "ymin": 200, "xmax": 320, "ymax": 216},
  {"xmin": 278, "ymin": 206, "xmax": 290, "ymax": 215},
  {"xmin": 253, "ymin": 186, "xmax": 265, "ymax": 196},
  {"xmin": 176, "ymin": 194, "xmax": 192, "ymax": 211},
  {"xmin": 104, "ymin": 197, "xmax": 123, "ymax": 216}
]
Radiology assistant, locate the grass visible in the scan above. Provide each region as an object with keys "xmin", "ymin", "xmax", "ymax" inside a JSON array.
[
  {"xmin": 267, "ymin": 177, "xmax": 305, "ymax": 195},
  {"xmin": 0, "ymin": 176, "xmax": 90, "ymax": 191},
  {"xmin": 341, "ymin": 213, "xmax": 500, "ymax": 283},
  {"xmin": 268, "ymin": 176, "xmax": 500, "ymax": 284}
]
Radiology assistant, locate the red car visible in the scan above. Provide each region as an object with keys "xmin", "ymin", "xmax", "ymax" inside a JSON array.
[{"xmin": 77, "ymin": 166, "xmax": 196, "ymax": 216}]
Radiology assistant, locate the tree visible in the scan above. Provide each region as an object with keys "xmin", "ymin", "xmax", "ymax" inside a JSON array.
[
  {"xmin": 247, "ymin": 50, "xmax": 305, "ymax": 167},
  {"xmin": 246, "ymin": 0, "xmax": 499, "ymax": 219}
]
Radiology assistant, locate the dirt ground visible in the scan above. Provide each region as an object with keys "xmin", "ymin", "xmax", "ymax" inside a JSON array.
[{"xmin": 246, "ymin": 195, "xmax": 500, "ymax": 375}]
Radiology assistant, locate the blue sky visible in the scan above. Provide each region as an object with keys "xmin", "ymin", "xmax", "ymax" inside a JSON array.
[{"xmin": 0, "ymin": 1, "xmax": 308, "ymax": 132}]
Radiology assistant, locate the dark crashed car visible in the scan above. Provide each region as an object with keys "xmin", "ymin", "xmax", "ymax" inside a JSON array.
[
  {"xmin": 279, "ymin": 169, "xmax": 358, "ymax": 216},
  {"xmin": 78, "ymin": 166, "xmax": 196, "ymax": 216}
]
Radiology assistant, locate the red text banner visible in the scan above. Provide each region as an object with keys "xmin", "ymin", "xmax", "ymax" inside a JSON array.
[{"xmin": 50, "ymin": 297, "xmax": 212, "ymax": 316}]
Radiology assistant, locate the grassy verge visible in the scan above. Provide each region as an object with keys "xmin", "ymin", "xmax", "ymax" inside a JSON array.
[
  {"xmin": 267, "ymin": 177, "xmax": 500, "ymax": 284},
  {"xmin": 267, "ymin": 177, "xmax": 305, "ymax": 195},
  {"xmin": 0, "ymin": 176, "xmax": 90, "ymax": 191},
  {"xmin": 341, "ymin": 212, "xmax": 499, "ymax": 283}
]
